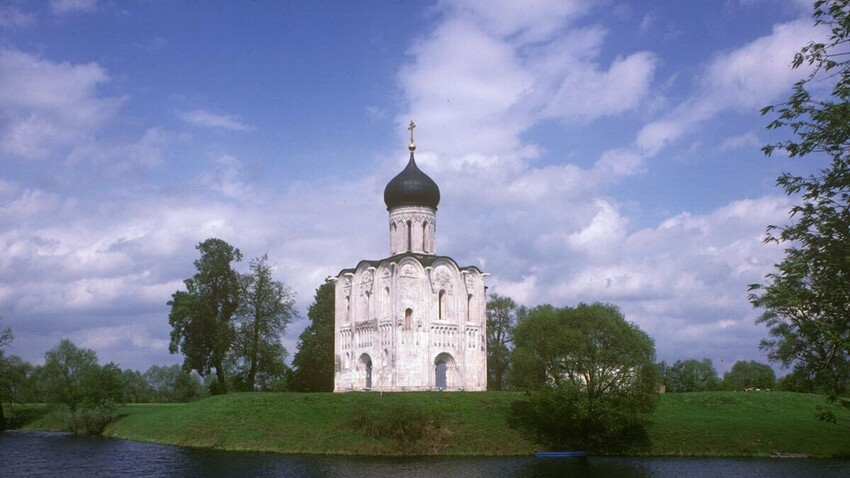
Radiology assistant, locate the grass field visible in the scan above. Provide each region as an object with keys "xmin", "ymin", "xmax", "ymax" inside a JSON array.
[{"xmin": 11, "ymin": 391, "xmax": 850, "ymax": 457}]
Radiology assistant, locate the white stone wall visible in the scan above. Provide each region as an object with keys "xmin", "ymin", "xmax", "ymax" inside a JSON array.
[
  {"xmin": 333, "ymin": 256, "xmax": 487, "ymax": 392},
  {"xmin": 388, "ymin": 205, "xmax": 436, "ymax": 256}
]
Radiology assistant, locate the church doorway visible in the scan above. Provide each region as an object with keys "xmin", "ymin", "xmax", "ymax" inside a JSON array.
[
  {"xmin": 435, "ymin": 360, "xmax": 447, "ymax": 389},
  {"xmin": 359, "ymin": 354, "xmax": 373, "ymax": 390},
  {"xmin": 434, "ymin": 353, "xmax": 456, "ymax": 390}
]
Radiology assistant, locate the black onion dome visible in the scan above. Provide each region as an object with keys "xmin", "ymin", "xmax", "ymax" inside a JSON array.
[{"xmin": 383, "ymin": 152, "xmax": 440, "ymax": 210}]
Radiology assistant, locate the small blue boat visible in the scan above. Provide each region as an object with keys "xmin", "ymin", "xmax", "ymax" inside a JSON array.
[{"xmin": 534, "ymin": 450, "xmax": 590, "ymax": 458}]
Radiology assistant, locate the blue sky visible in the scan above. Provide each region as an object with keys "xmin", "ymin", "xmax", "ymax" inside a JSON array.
[{"xmin": 0, "ymin": 0, "xmax": 830, "ymax": 375}]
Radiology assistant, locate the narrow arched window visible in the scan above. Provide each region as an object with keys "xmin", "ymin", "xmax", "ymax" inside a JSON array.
[
  {"xmin": 422, "ymin": 221, "xmax": 428, "ymax": 252},
  {"xmin": 467, "ymin": 294, "xmax": 473, "ymax": 322},
  {"xmin": 383, "ymin": 287, "xmax": 390, "ymax": 319},
  {"xmin": 345, "ymin": 296, "xmax": 350, "ymax": 323},
  {"xmin": 439, "ymin": 290, "xmax": 446, "ymax": 321},
  {"xmin": 404, "ymin": 308, "xmax": 413, "ymax": 330},
  {"xmin": 406, "ymin": 220, "xmax": 412, "ymax": 252}
]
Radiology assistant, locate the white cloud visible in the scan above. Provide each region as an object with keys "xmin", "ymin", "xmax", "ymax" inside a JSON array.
[
  {"xmin": 0, "ymin": 48, "xmax": 122, "ymax": 159},
  {"xmin": 544, "ymin": 51, "xmax": 658, "ymax": 123},
  {"xmin": 703, "ymin": 19, "xmax": 822, "ymax": 109},
  {"xmin": 177, "ymin": 109, "xmax": 255, "ymax": 131},
  {"xmin": 718, "ymin": 131, "xmax": 761, "ymax": 152},
  {"xmin": 49, "ymin": 0, "xmax": 97, "ymax": 15},
  {"xmin": 0, "ymin": 6, "xmax": 36, "ymax": 28}
]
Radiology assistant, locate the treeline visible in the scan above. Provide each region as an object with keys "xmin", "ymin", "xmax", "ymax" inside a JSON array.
[
  {"xmin": 0, "ymin": 335, "xmax": 205, "ymax": 432},
  {"xmin": 0, "ymin": 238, "xmax": 337, "ymax": 433}
]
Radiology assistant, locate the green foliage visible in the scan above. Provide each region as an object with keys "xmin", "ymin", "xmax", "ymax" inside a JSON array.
[
  {"xmin": 121, "ymin": 369, "xmax": 153, "ymax": 403},
  {"xmin": 42, "ymin": 339, "xmax": 99, "ymax": 413},
  {"xmin": 168, "ymin": 238, "xmax": 242, "ymax": 394},
  {"xmin": 14, "ymin": 391, "xmax": 850, "ymax": 457},
  {"xmin": 663, "ymin": 359, "xmax": 721, "ymax": 393},
  {"xmin": 230, "ymin": 254, "xmax": 296, "ymax": 391},
  {"xmin": 509, "ymin": 303, "xmax": 659, "ymax": 450},
  {"xmin": 0, "ymin": 351, "xmax": 31, "ymax": 429},
  {"xmin": 751, "ymin": 0, "xmax": 850, "ymax": 399},
  {"xmin": 350, "ymin": 402, "xmax": 444, "ymax": 452},
  {"xmin": 509, "ymin": 384, "xmax": 651, "ymax": 451},
  {"xmin": 82, "ymin": 362, "xmax": 124, "ymax": 408},
  {"xmin": 486, "ymin": 294, "xmax": 521, "ymax": 391},
  {"xmin": 290, "ymin": 278, "xmax": 335, "ymax": 392},
  {"xmin": 65, "ymin": 403, "xmax": 118, "ymax": 435},
  {"xmin": 142, "ymin": 364, "xmax": 205, "ymax": 402},
  {"xmin": 722, "ymin": 360, "xmax": 777, "ymax": 391}
]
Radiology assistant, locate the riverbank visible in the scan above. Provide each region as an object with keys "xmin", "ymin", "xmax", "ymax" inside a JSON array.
[{"xmin": 14, "ymin": 391, "xmax": 850, "ymax": 457}]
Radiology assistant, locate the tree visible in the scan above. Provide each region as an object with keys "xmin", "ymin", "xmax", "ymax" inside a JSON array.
[
  {"xmin": 143, "ymin": 364, "xmax": 205, "ymax": 402},
  {"xmin": 751, "ymin": 0, "xmax": 850, "ymax": 399},
  {"xmin": 290, "ymin": 278, "xmax": 335, "ymax": 392},
  {"xmin": 509, "ymin": 303, "xmax": 659, "ymax": 449},
  {"xmin": 664, "ymin": 359, "xmax": 721, "ymax": 393},
  {"xmin": 121, "ymin": 369, "xmax": 153, "ymax": 403},
  {"xmin": 486, "ymin": 294, "xmax": 521, "ymax": 391},
  {"xmin": 0, "ymin": 324, "xmax": 11, "ymax": 348},
  {"xmin": 168, "ymin": 238, "xmax": 242, "ymax": 394},
  {"xmin": 0, "ymin": 352, "xmax": 30, "ymax": 430},
  {"xmin": 231, "ymin": 254, "xmax": 296, "ymax": 390},
  {"xmin": 42, "ymin": 339, "xmax": 99, "ymax": 413},
  {"xmin": 722, "ymin": 360, "xmax": 777, "ymax": 391},
  {"xmin": 81, "ymin": 362, "xmax": 124, "ymax": 407}
]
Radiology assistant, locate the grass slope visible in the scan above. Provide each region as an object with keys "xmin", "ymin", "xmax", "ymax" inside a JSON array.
[
  {"xmin": 648, "ymin": 392, "xmax": 850, "ymax": 457},
  {"xmin": 105, "ymin": 392, "xmax": 535, "ymax": 456},
  {"xmin": 12, "ymin": 391, "xmax": 850, "ymax": 457}
]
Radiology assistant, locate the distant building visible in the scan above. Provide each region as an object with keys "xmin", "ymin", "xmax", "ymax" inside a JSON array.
[{"xmin": 333, "ymin": 123, "xmax": 487, "ymax": 392}]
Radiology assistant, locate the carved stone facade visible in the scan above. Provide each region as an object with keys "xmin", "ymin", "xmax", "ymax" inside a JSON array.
[{"xmin": 333, "ymin": 136, "xmax": 487, "ymax": 392}]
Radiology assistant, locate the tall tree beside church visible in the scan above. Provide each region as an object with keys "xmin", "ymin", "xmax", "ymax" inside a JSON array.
[
  {"xmin": 486, "ymin": 294, "xmax": 521, "ymax": 390},
  {"xmin": 168, "ymin": 238, "xmax": 242, "ymax": 394},
  {"xmin": 290, "ymin": 278, "xmax": 335, "ymax": 392},
  {"xmin": 231, "ymin": 254, "xmax": 296, "ymax": 390},
  {"xmin": 749, "ymin": 0, "xmax": 850, "ymax": 399}
]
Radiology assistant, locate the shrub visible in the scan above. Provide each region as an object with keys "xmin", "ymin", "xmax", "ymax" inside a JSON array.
[
  {"xmin": 350, "ymin": 402, "xmax": 443, "ymax": 452},
  {"xmin": 66, "ymin": 404, "xmax": 117, "ymax": 435}
]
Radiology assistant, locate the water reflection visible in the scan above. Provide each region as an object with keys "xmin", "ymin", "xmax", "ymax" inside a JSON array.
[{"xmin": 4, "ymin": 430, "xmax": 850, "ymax": 478}]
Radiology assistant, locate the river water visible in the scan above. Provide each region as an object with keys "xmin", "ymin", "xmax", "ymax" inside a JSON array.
[{"xmin": 4, "ymin": 430, "xmax": 850, "ymax": 477}]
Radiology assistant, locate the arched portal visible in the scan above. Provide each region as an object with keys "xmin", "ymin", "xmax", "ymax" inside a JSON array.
[
  {"xmin": 434, "ymin": 352, "xmax": 456, "ymax": 390},
  {"xmin": 358, "ymin": 353, "xmax": 373, "ymax": 390},
  {"xmin": 435, "ymin": 360, "xmax": 447, "ymax": 389}
]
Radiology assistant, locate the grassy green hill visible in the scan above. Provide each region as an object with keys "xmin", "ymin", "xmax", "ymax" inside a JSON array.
[{"xmin": 15, "ymin": 391, "xmax": 850, "ymax": 457}]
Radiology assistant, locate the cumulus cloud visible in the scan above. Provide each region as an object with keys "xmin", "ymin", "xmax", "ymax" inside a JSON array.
[
  {"xmin": 702, "ymin": 19, "xmax": 820, "ymax": 109},
  {"xmin": 0, "ymin": 49, "xmax": 122, "ymax": 159}
]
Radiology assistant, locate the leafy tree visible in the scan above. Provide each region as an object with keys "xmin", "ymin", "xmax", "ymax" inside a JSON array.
[
  {"xmin": 509, "ymin": 303, "xmax": 659, "ymax": 449},
  {"xmin": 231, "ymin": 254, "xmax": 296, "ymax": 390},
  {"xmin": 664, "ymin": 359, "xmax": 721, "ymax": 393},
  {"xmin": 143, "ymin": 364, "xmax": 206, "ymax": 403},
  {"xmin": 121, "ymin": 369, "xmax": 153, "ymax": 403},
  {"xmin": 290, "ymin": 278, "xmax": 335, "ymax": 392},
  {"xmin": 722, "ymin": 360, "xmax": 777, "ymax": 390},
  {"xmin": 751, "ymin": 0, "xmax": 850, "ymax": 399},
  {"xmin": 169, "ymin": 238, "xmax": 242, "ymax": 394},
  {"xmin": 42, "ymin": 339, "xmax": 99, "ymax": 413},
  {"xmin": 82, "ymin": 362, "xmax": 124, "ymax": 407},
  {"xmin": 486, "ymin": 294, "xmax": 521, "ymax": 391},
  {"xmin": 0, "ymin": 352, "xmax": 30, "ymax": 430}
]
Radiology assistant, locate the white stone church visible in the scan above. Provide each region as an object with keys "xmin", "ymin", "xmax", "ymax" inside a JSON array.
[{"xmin": 333, "ymin": 124, "xmax": 487, "ymax": 392}]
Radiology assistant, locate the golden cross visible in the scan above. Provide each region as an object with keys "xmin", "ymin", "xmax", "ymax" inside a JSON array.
[{"xmin": 408, "ymin": 120, "xmax": 416, "ymax": 144}]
